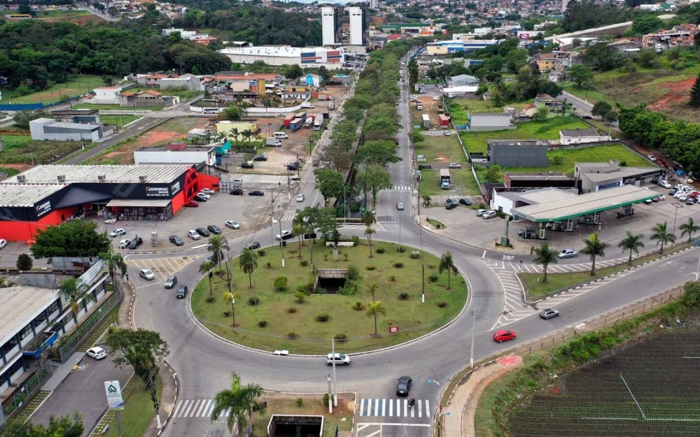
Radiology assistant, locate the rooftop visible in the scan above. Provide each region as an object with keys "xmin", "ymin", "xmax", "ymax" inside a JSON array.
[
  {"xmin": 578, "ymin": 166, "xmax": 662, "ymax": 182},
  {"xmin": 0, "ymin": 285, "xmax": 60, "ymax": 347},
  {"xmin": 506, "ymin": 172, "xmax": 573, "ymax": 181},
  {"xmin": 0, "ymin": 184, "xmax": 66, "ymax": 207},
  {"xmin": 489, "ymin": 140, "xmax": 550, "ymax": 146},
  {"xmin": 560, "ymin": 128, "xmax": 600, "ymax": 137},
  {"xmin": 219, "ymin": 46, "xmax": 337, "ymax": 58},
  {"xmin": 471, "ymin": 112, "xmax": 512, "ymax": 117},
  {"xmin": 138, "ymin": 145, "xmax": 215, "ymax": 152},
  {"xmin": 2, "ymin": 165, "xmax": 191, "ymax": 185}
]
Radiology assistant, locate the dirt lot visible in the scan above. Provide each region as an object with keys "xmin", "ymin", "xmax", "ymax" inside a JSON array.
[{"xmin": 411, "ymin": 96, "xmax": 443, "ymax": 127}]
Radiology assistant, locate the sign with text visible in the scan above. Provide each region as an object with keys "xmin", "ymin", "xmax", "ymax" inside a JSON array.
[
  {"xmin": 104, "ymin": 380, "xmax": 124, "ymax": 410},
  {"xmin": 389, "ymin": 326, "xmax": 399, "ymax": 334}
]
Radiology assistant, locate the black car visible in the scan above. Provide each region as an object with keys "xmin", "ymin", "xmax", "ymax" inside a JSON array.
[
  {"xmin": 253, "ymin": 154, "xmax": 268, "ymax": 162},
  {"xmin": 287, "ymin": 162, "xmax": 300, "ymax": 171},
  {"xmin": 245, "ymin": 242, "xmax": 261, "ymax": 250},
  {"xmin": 249, "ymin": 191, "xmax": 264, "ymax": 196},
  {"xmin": 445, "ymin": 199, "xmax": 458, "ymax": 210},
  {"xmin": 396, "ymin": 376, "xmax": 412, "ymax": 397},
  {"xmin": 241, "ymin": 162, "xmax": 254, "ymax": 169},
  {"xmin": 230, "ymin": 188, "xmax": 244, "ymax": 195},
  {"xmin": 195, "ymin": 194, "xmax": 208, "ymax": 202},
  {"xmin": 196, "ymin": 227, "xmax": 211, "ymax": 237},
  {"xmin": 207, "ymin": 225, "xmax": 221, "ymax": 234},
  {"xmin": 127, "ymin": 237, "xmax": 143, "ymax": 250},
  {"xmin": 176, "ymin": 285, "xmax": 188, "ymax": 299},
  {"xmin": 169, "ymin": 235, "xmax": 184, "ymax": 246},
  {"xmin": 459, "ymin": 198, "xmax": 472, "ymax": 206}
]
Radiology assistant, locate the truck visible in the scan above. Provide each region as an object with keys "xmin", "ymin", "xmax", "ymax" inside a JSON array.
[
  {"xmin": 422, "ymin": 114, "xmax": 430, "ymax": 129},
  {"xmin": 265, "ymin": 137, "xmax": 282, "ymax": 147},
  {"xmin": 283, "ymin": 113, "xmax": 296, "ymax": 128},
  {"xmin": 437, "ymin": 105, "xmax": 445, "ymax": 113},
  {"xmin": 440, "ymin": 169, "xmax": 451, "ymax": 190},
  {"xmin": 439, "ymin": 114, "xmax": 450, "ymax": 128},
  {"xmin": 304, "ymin": 115, "xmax": 315, "ymax": 128},
  {"xmin": 289, "ymin": 117, "xmax": 304, "ymax": 131},
  {"xmin": 416, "ymin": 103, "xmax": 423, "ymax": 110},
  {"xmin": 314, "ymin": 118, "xmax": 323, "ymax": 131}
]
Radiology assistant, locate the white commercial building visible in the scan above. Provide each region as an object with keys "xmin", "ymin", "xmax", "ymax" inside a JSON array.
[
  {"xmin": 322, "ymin": 7, "xmax": 336, "ymax": 46},
  {"xmin": 219, "ymin": 46, "xmax": 345, "ymax": 69},
  {"xmin": 348, "ymin": 6, "xmax": 363, "ymax": 46},
  {"xmin": 29, "ymin": 118, "xmax": 109, "ymax": 142},
  {"xmin": 134, "ymin": 145, "xmax": 216, "ymax": 166}
]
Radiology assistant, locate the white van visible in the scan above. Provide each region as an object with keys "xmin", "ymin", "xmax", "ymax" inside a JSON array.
[{"xmin": 274, "ymin": 132, "xmax": 288, "ymax": 139}]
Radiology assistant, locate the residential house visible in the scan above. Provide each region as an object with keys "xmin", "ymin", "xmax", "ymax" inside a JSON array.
[
  {"xmin": 559, "ymin": 128, "xmax": 613, "ymax": 145},
  {"xmin": 642, "ymin": 24, "xmax": 699, "ymax": 49},
  {"xmin": 535, "ymin": 94, "xmax": 566, "ymax": 110},
  {"xmin": 607, "ymin": 38, "xmax": 642, "ymax": 58},
  {"xmin": 553, "ymin": 51, "xmax": 585, "ymax": 70},
  {"xmin": 135, "ymin": 73, "xmax": 178, "ymax": 88},
  {"xmin": 504, "ymin": 104, "xmax": 538, "ymax": 122},
  {"xmin": 548, "ymin": 70, "xmax": 567, "ymax": 83},
  {"xmin": 120, "ymin": 90, "xmax": 179, "ymax": 108},
  {"xmin": 533, "ymin": 53, "xmax": 556, "ymax": 72}
]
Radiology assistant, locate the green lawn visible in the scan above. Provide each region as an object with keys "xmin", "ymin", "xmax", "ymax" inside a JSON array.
[
  {"xmin": 419, "ymin": 168, "xmax": 480, "ymax": 198},
  {"xmin": 100, "ymin": 114, "xmax": 141, "ymax": 127},
  {"xmin": 0, "ymin": 134, "xmax": 89, "ymax": 164},
  {"xmin": 35, "ymin": 9, "xmax": 90, "ymax": 19},
  {"xmin": 2, "ymin": 75, "xmax": 105, "ymax": 104},
  {"xmin": 73, "ymin": 103, "xmax": 163, "ymax": 111},
  {"xmin": 460, "ymin": 116, "xmax": 590, "ymax": 155},
  {"xmin": 102, "ymin": 377, "xmax": 162, "ymax": 437},
  {"xmin": 191, "ymin": 241, "xmax": 468, "ymax": 354},
  {"xmin": 252, "ymin": 395, "xmax": 353, "ymax": 437},
  {"xmin": 0, "ymin": 135, "xmax": 32, "ymax": 151},
  {"xmin": 415, "ymin": 134, "xmax": 467, "ymax": 164}
]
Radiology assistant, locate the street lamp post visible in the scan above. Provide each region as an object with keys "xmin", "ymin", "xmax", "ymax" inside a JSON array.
[
  {"xmin": 672, "ymin": 202, "xmax": 684, "ymax": 245},
  {"xmin": 279, "ymin": 205, "xmax": 285, "ymax": 267},
  {"xmin": 470, "ymin": 310, "xmax": 476, "ymax": 369}
]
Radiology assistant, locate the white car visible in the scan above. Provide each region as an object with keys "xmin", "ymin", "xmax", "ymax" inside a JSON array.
[
  {"xmin": 110, "ymin": 228, "xmax": 126, "ymax": 238},
  {"xmin": 396, "ymin": 202, "xmax": 404, "ymax": 210},
  {"xmin": 659, "ymin": 180, "xmax": 672, "ymax": 189},
  {"xmin": 679, "ymin": 195, "xmax": 689, "ymax": 202},
  {"xmin": 119, "ymin": 239, "xmax": 130, "ymax": 249},
  {"xmin": 326, "ymin": 353, "xmax": 351, "ymax": 366},
  {"xmin": 139, "ymin": 269, "xmax": 155, "ymax": 280},
  {"xmin": 197, "ymin": 192, "xmax": 211, "ymax": 200},
  {"xmin": 0, "ymin": 239, "xmax": 6, "ymax": 250},
  {"xmin": 482, "ymin": 211, "xmax": 498, "ymax": 219},
  {"xmin": 476, "ymin": 209, "xmax": 488, "ymax": 217},
  {"xmin": 104, "ymin": 218, "xmax": 117, "ymax": 224},
  {"xmin": 225, "ymin": 220, "xmax": 241, "ymax": 229},
  {"xmin": 201, "ymin": 188, "xmax": 215, "ymax": 195},
  {"xmin": 296, "ymin": 194, "xmax": 305, "ymax": 202},
  {"xmin": 449, "ymin": 163, "xmax": 461, "ymax": 168},
  {"xmin": 647, "ymin": 154, "xmax": 657, "ymax": 161},
  {"xmin": 276, "ymin": 230, "xmax": 293, "ymax": 241},
  {"xmin": 86, "ymin": 346, "xmax": 107, "ymax": 360},
  {"xmin": 443, "ymin": 131, "xmax": 451, "ymax": 136},
  {"xmin": 187, "ymin": 230, "xmax": 201, "ymax": 240},
  {"xmin": 657, "ymin": 194, "xmax": 666, "ymax": 201},
  {"xmin": 301, "ymin": 102, "xmax": 315, "ymax": 109},
  {"xmin": 558, "ymin": 249, "xmax": 578, "ymax": 259}
]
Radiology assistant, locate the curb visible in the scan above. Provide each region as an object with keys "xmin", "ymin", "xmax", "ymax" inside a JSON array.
[
  {"xmin": 157, "ymin": 360, "xmax": 179, "ymax": 436},
  {"xmin": 522, "ymin": 246, "xmax": 695, "ymax": 305}
]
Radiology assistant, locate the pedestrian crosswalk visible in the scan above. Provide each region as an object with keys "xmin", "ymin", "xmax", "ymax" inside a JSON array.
[
  {"xmin": 280, "ymin": 212, "xmax": 296, "ymax": 222},
  {"xmin": 127, "ymin": 255, "xmax": 203, "ymax": 282},
  {"xmin": 338, "ymin": 222, "xmax": 386, "ymax": 232},
  {"xmin": 507, "ymin": 258, "xmax": 623, "ymax": 274},
  {"xmin": 358, "ymin": 398, "xmax": 430, "ymax": 419},
  {"xmin": 172, "ymin": 399, "xmax": 221, "ymax": 419},
  {"xmin": 392, "ymin": 185, "xmax": 413, "ymax": 192}
]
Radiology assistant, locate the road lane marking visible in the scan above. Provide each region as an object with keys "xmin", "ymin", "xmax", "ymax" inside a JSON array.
[
  {"xmin": 426, "ymin": 400, "xmax": 430, "ymax": 417},
  {"xmin": 173, "ymin": 400, "xmax": 184, "ymax": 417},
  {"xmin": 374, "ymin": 398, "xmax": 379, "ymax": 416},
  {"xmin": 182, "ymin": 400, "xmax": 194, "ymax": 417},
  {"xmin": 482, "ymin": 250, "xmax": 486, "ymax": 258}
]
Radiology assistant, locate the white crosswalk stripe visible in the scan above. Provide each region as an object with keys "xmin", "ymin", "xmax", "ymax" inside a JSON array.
[
  {"xmin": 338, "ymin": 222, "xmax": 386, "ymax": 232},
  {"xmin": 391, "ymin": 185, "xmax": 412, "ymax": 191},
  {"xmin": 280, "ymin": 212, "xmax": 296, "ymax": 221},
  {"xmin": 358, "ymin": 398, "xmax": 430, "ymax": 420}
]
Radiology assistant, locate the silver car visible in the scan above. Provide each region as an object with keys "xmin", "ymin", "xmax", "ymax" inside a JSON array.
[
  {"xmin": 139, "ymin": 269, "xmax": 155, "ymax": 281},
  {"xmin": 396, "ymin": 202, "xmax": 404, "ymax": 210}
]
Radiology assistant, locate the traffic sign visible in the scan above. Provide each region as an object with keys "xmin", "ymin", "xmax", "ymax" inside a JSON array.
[
  {"xmin": 389, "ymin": 326, "xmax": 399, "ymax": 334},
  {"xmin": 104, "ymin": 380, "xmax": 124, "ymax": 411}
]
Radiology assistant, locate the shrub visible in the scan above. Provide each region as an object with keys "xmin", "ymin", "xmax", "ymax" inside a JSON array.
[
  {"xmin": 398, "ymin": 292, "xmax": 410, "ymax": 300},
  {"xmin": 429, "ymin": 273, "xmax": 439, "ymax": 283},
  {"xmin": 366, "ymin": 265, "xmax": 376, "ymax": 271},
  {"xmin": 323, "ymin": 393, "xmax": 329, "ymax": 405},
  {"xmin": 352, "ymin": 302, "xmax": 364, "ymax": 311},
  {"xmin": 223, "ymin": 310, "xmax": 231, "ymax": 317},
  {"xmin": 248, "ymin": 297, "xmax": 260, "ymax": 306},
  {"xmin": 344, "ymin": 253, "xmax": 349, "ymax": 261},
  {"xmin": 296, "ymin": 398, "xmax": 304, "ymax": 407},
  {"xmin": 347, "ymin": 265, "xmax": 360, "ymax": 281},
  {"xmin": 394, "ymin": 262, "xmax": 404, "ymax": 268},
  {"xmin": 296, "ymin": 284, "xmax": 310, "ymax": 294},
  {"xmin": 334, "ymin": 333, "xmax": 348, "ymax": 343},
  {"xmin": 437, "ymin": 302, "xmax": 447, "ymax": 308},
  {"xmin": 315, "ymin": 313, "xmax": 330, "ymax": 322},
  {"xmin": 258, "ymin": 249, "xmax": 266, "ymax": 257},
  {"xmin": 324, "ymin": 254, "xmax": 328, "ymax": 261},
  {"xmin": 266, "ymin": 262, "xmax": 272, "ymax": 269},
  {"xmin": 257, "ymin": 320, "xmax": 268, "ymax": 327},
  {"xmin": 338, "ymin": 282, "xmax": 358, "ymax": 296},
  {"xmin": 397, "ymin": 246, "xmax": 406, "ymax": 253},
  {"xmin": 410, "ymin": 252, "xmax": 420, "ymax": 259},
  {"xmin": 351, "ymin": 235, "xmax": 361, "ymax": 246},
  {"xmin": 376, "ymin": 247, "xmax": 385, "ymax": 254},
  {"xmin": 287, "ymin": 306, "xmax": 298, "ymax": 313},
  {"xmin": 274, "ymin": 276, "xmax": 288, "ymax": 291},
  {"xmin": 206, "ymin": 296, "xmax": 215, "ymax": 303},
  {"xmin": 294, "ymin": 291, "xmax": 306, "ymax": 303},
  {"xmin": 16, "ymin": 253, "xmax": 33, "ymax": 271},
  {"xmin": 287, "ymin": 332, "xmax": 299, "ymax": 340},
  {"xmin": 300, "ymin": 259, "xmax": 309, "ymax": 266},
  {"xmin": 389, "ymin": 275, "xmax": 396, "ymax": 282}
]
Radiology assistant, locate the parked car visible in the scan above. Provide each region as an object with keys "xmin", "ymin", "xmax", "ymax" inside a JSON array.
[
  {"xmin": 169, "ymin": 235, "xmax": 184, "ymax": 246},
  {"xmin": 164, "ymin": 276, "xmax": 178, "ymax": 289},
  {"xmin": 446, "ymin": 199, "xmax": 458, "ymax": 210},
  {"xmin": 197, "ymin": 193, "xmax": 211, "ymax": 201},
  {"xmin": 679, "ymin": 195, "xmax": 689, "ymax": 202},
  {"xmin": 493, "ymin": 329, "xmax": 516, "ymax": 343},
  {"xmin": 245, "ymin": 242, "xmax": 261, "ymax": 250},
  {"xmin": 176, "ymin": 285, "xmax": 188, "ymax": 299},
  {"xmin": 184, "ymin": 200, "xmax": 199, "ymax": 207},
  {"xmin": 207, "ymin": 225, "xmax": 221, "ymax": 235},
  {"xmin": 230, "ymin": 188, "xmax": 244, "ymax": 195},
  {"xmin": 296, "ymin": 194, "xmax": 305, "ymax": 202},
  {"xmin": 253, "ymin": 154, "xmax": 268, "ymax": 162},
  {"xmin": 201, "ymin": 188, "xmax": 215, "ymax": 195},
  {"xmin": 128, "ymin": 237, "xmax": 143, "ymax": 250},
  {"xmin": 195, "ymin": 194, "xmax": 209, "ymax": 202},
  {"xmin": 669, "ymin": 188, "xmax": 677, "ymax": 195},
  {"xmin": 476, "ymin": 209, "xmax": 488, "ymax": 217},
  {"xmin": 659, "ymin": 180, "xmax": 672, "ymax": 189},
  {"xmin": 276, "ymin": 230, "xmax": 293, "ymax": 241},
  {"xmin": 539, "ymin": 308, "xmax": 560, "ymax": 320},
  {"xmin": 396, "ymin": 202, "xmax": 404, "ymax": 210},
  {"xmin": 119, "ymin": 239, "xmax": 130, "ymax": 249},
  {"xmin": 225, "ymin": 220, "xmax": 241, "ymax": 229},
  {"xmin": 396, "ymin": 376, "xmax": 412, "ymax": 397},
  {"xmin": 448, "ymin": 163, "xmax": 461, "ymax": 168},
  {"xmin": 139, "ymin": 269, "xmax": 155, "ymax": 280},
  {"xmin": 86, "ymin": 346, "xmax": 107, "ymax": 360},
  {"xmin": 326, "ymin": 353, "xmax": 351, "ymax": 366},
  {"xmin": 687, "ymin": 197, "xmax": 696, "ymax": 205},
  {"xmin": 187, "ymin": 230, "xmax": 201, "ymax": 240},
  {"xmin": 288, "ymin": 162, "xmax": 300, "ymax": 171},
  {"xmin": 558, "ymin": 249, "xmax": 578, "ymax": 259},
  {"xmin": 104, "ymin": 218, "xmax": 117, "ymax": 224},
  {"xmin": 196, "ymin": 227, "xmax": 211, "ymax": 237},
  {"xmin": 241, "ymin": 161, "xmax": 254, "ymax": 169},
  {"xmin": 482, "ymin": 211, "xmax": 498, "ymax": 219},
  {"xmin": 443, "ymin": 130, "xmax": 451, "ymax": 136},
  {"xmin": 647, "ymin": 154, "xmax": 657, "ymax": 162},
  {"xmin": 249, "ymin": 191, "xmax": 265, "ymax": 196},
  {"xmin": 657, "ymin": 194, "xmax": 666, "ymax": 201},
  {"xmin": 110, "ymin": 228, "xmax": 126, "ymax": 238},
  {"xmin": 459, "ymin": 198, "xmax": 472, "ymax": 206}
]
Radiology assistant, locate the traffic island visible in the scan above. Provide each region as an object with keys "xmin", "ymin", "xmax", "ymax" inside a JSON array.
[{"xmin": 191, "ymin": 241, "xmax": 468, "ymax": 354}]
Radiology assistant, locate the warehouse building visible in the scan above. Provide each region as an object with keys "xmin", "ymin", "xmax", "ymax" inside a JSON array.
[
  {"xmin": 134, "ymin": 144, "xmax": 216, "ymax": 166},
  {"xmin": 219, "ymin": 46, "xmax": 345, "ymax": 69},
  {"xmin": 29, "ymin": 118, "xmax": 111, "ymax": 142},
  {"xmin": 575, "ymin": 160, "xmax": 665, "ymax": 193}
]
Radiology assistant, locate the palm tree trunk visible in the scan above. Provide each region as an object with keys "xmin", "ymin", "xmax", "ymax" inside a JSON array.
[
  {"xmin": 543, "ymin": 265, "xmax": 548, "ymax": 283},
  {"xmin": 298, "ymin": 237, "xmax": 302, "ymax": 258},
  {"xmin": 208, "ymin": 275, "xmax": 213, "ymax": 299},
  {"xmin": 591, "ymin": 257, "xmax": 596, "ymax": 276},
  {"xmin": 660, "ymin": 242, "xmax": 664, "ymax": 254},
  {"xmin": 231, "ymin": 302, "xmax": 235, "ymax": 327},
  {"xmin": 248, "ymin": 271, "xmax": 252, "ymax": 288},
  {"xmin": 447, "ymin": 271, "xmax": 451, "ymax": 289},
  {"xmin": 374, "ymin": 314, "xmax": 378, "ymax": 335},
  {"xmin": 368, "ymin": 234, "xmax": 373, "ymax": 258},
  {"xmin": 628, "ymin": 251, "xmax": 633, "ymax": 264}
]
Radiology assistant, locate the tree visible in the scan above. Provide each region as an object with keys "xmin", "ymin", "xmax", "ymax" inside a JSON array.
[
  {"xmin": 17, "ymin": 253, "xmax": 33, "ymax": 271},
  {"xmin": 223, "ymin": 291, "xmax": 240, "ymax": 327},
  {"xmin": 219, "ymin": 105, "xmax": 242, "ymax": 121},
  {"xmin": 591, "ymin": 101, "xmax": 612, "ymax": 119},
  {"xmin": 367, "ymin": 283, "xmax": 378, "ymax": 302},
  {"xmin": 318, "ymin": 66, "xmax": 331, "ymax": 84},
  {"xmin": 690, "ymin": 73, "xmax": 700, "ymax": 108},
  {"xmin": 680, "ymin": 217, "xmax": 700, "ymax": 244},
  {"xmin": 637, "ymin": 49, "xmax": 658, "ymax": 68},
  {"xmin": 366, "ymin": 165, "xmax": 393, "ymax": 209},
  {"xmin": 31, "ymin": 220, "xmax": 111, "ymax": 259},
  {"xmin": 534, "ymin": 107, "xmax": 548, "ymax": 121},
  {"xmin": 314, "ymin": 169, "xmax": 344, "ymax": 207},
  {"xmin": 208, "ymin": 235, "xmax": 230, "ymax": 275},
  {"xmin": 366, "ymin": 301, "xmax": 386, "ymax": 337},
  {"xmin": 681, "ymin": 281, "xmax": 700, "ymax": 308},
  {"xmin": 438, "ymin": 251, "xmax": 458, "ymax": 290},
  {"xmin": 107, "ymin": 329, "xmax": 169, "ymax": 422},
  {"xmin": 650, "ymin": 221, "xmax": 676, "ymax": 254},
  {"xmin": 618, "ymin": 231, "xmax": 645, "ymax": 264},
  {"xmin": 199, "ymin": 260, "xmax": 216, "ymax": 300},
  {"xmin": 581, "ymin": 233, "xmax": 610, "ymax": 276},
  {"xmin": 0, "ymin": 413, "xmax": 84, "ymax": 437},
  {"xmin": 211, "ymin": 372, "xmax": 265, "ymax": 437},
  {"xmin": 364, "ymin": 226, "xmax": 375, "ymax": 259},
  {"xmin": 292, "ymin": 223, "xmax": 305, "ymax": 258},
  {"xmin": 239, "ymin": 247, "xmax": 258, "ymax": 288},
  {"xmin": 569, "ymin": 65, "xmax": 593, "ymax": 87},
  {"xmin": 533, "ymin": 242, "xmax": 558, "ymax": 283},
  {"xmin": 354, "ymin": 140, "xmax": 401, "ymax": 167},
  {"xmin": 285, "ymin": 64, "xmax": 304, "ymax": 81},
  {"xmin": 422, "ymin": 194, "xmax": 432, "ymax": 207},
  {"xmin": 100, "ymin": 251, "xmax": 127, "ymax": 291},
  {"xmin": 59, "ymin": 278, "xmax": 91, "ymax": 324},
  {"xmin": 604, "ymin": 110, "xmax": 618, "ymax": 125},
  {"xmin": 632, "ymin": 15, "xmax": 664, "ymax": 35}
]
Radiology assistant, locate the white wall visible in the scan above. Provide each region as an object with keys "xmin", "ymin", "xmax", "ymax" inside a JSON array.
[
  {"xmin": 322, "ymin": 7, "xmax": 335, "ymax": 46},
  {"xmin": 134, "ymin": 150, "xmax": 214, "ymax": 166},
  {"xmin": 491, "ymin": 192, "xmax": 516, "ymax": 215},
  {"xmin": 349, "ymin": 7, "xmax": 363, "ymax": 46}
]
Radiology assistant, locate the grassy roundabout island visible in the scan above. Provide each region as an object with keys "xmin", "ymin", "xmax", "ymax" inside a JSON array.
[{"xmin": 192, "ymin": 240, "xmax": 468, "ymax": 354}]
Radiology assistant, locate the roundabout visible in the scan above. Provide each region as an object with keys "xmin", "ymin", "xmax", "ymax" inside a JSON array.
[{"xmin": 191, "ymin": 241, "xmax": 469, "ymax": 354}]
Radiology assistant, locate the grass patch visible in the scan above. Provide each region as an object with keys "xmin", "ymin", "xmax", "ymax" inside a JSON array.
[
  {"xmin": 420, "ymin": 168, "xmax": 480, "ymax": 198},
  {"xmin": 460, "ymin": 116, "xmax": 589, "ymax": 155},
  {"xmin": 102, "ymin": 376, "xmax": 162, "ymax": 437},
  {"xmin": 0, "ymin": 134, "xmax": 32, "ymax": 151},
  {"xmin": 520, "ymin": 244, "xmax": 690, "ymax": 301},
  {"xmin": 0, "ymin": 135, "xmax": 86, "ymax": 164},
  {"xmin": 252, "ymin": 395, "xmax": 353, "ymax": 437},
  {"xmin": 192, "ymin": 241, "xmax": 468, "ymax": 354},
  {"xmin": 100, "ymin": 114, "xmax": 141, "ymax": 127},
  {"xmin": 415, "ymin": 134, "xmax": 467, "ymax": 164},
  {"xmin": 2, "ymin": 75, "xmax": 105, "ymax": 104},
  {"xmin": 35, "ymin": 9, "xmax": 90, "ymax": 19},
  {"xmin": 426, "ymin": 218, "xmax": 446, "ymax": 229}
]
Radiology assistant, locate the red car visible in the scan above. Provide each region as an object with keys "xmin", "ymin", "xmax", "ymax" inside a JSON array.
[
  {"xmin": 493, "ymin": 330, "xmax": 516, "ymax": 343},
  {"xmin": 184, "ymin": 200, "xmax": 199, "ymax": 207}
]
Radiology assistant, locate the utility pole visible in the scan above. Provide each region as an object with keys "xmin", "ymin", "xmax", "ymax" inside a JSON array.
[
  {"xmin": 327, "ymin": 374, "xmax": 333, "ymax": 413},
  {"xmin": 470, "ymin": 310, "xmax": 476, "ymax": 369},
  {"xmin": 331, "ymin": 338, "xmax": 338, "ymax": 406},
  {"xmin": 279, "ymin": 205, "xmax": 285, "ymax": 267}
]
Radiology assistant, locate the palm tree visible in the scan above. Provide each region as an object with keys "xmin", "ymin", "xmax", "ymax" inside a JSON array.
[
  {"xmin": 210, "ymin": 372, "xmax": 265, "ymax": 437},
  {"xmin": 100, "ymin": 251, "xmax": 127, "ymax": 291},
  {"xmin": 239, "ymin": 247, "xmax": 258, "ymax": 288},
  {"xmin": 292, "ymin": 223, "xmax": 305, "ymax": 258},
  {"xmin": 59, "ymin": 278, "xmax": 91, "ymax": 324},
  {"xmin": 680, "ymin": 218, "xmax": 700, "ymax": 244},
  {"xmin": 533, "ymin": 242, "xmax": 557, "ymax": 283},
  {"xmin": 618, "ymin": 231, "xmax": 645, "ymax": 264},
  {"xmin": 208, "ymin": 234, "xmax": 230, "ymax": 275},
  {"xmin": 650, "ymin": 221, "xmax": 676, "ymax": 254},
  {"xmin": 229, "ymin": 128, "xmax": 239, "ymax": 150},
  {"xmin": 364, "ymin": 226, "xmax": 375, "ymax": 258},
  {"xmin": 223, "ymin": 291, "xmax": 238, "ymax": 327},
  {"xmin": 581, "ymin": 233, "xmax": 610, "ymax": 276},
  {"xmin": 242, "ymin": 129, "xmax": 253, "ymax": 152},
  {"xmin": 366, "ymin": 301, "xmax": 386, "ymax": 337},
  {"xmin": 367, "ymin": 283, "xmax": 378, "ymax": 301},
  {"xmin": 438, "ymin": 251, "xmax": 458, "ymax": 290},
  {"xmin": 362, "ymin": 209, "xmax": 375, "ymax": 226},
  {"xmin": 199, "ymin": 260, "xmax": 216, "ymax": 301}
]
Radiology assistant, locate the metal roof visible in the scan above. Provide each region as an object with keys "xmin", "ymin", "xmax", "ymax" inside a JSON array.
[
  {"xmin": 0, "ymin": 285, "xmax": 60, "ymax": 347},
  {"xmin": 2, "ymin": 165, "xmax": 191, "ymax": 185},
  {"xmin": 512, "ymin": 185, "xmax": 658, "ymax": 222},
  {"xmin": 0, "ymin": 184, "xmax": 66, "ymax": 207},
  {"xmin": 106, "ymin": 199, "xmax": 172, "ymax": 208},
  {"xmin": 578, "ymin": 167, "xmax": 662, "ymax": 183}
]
